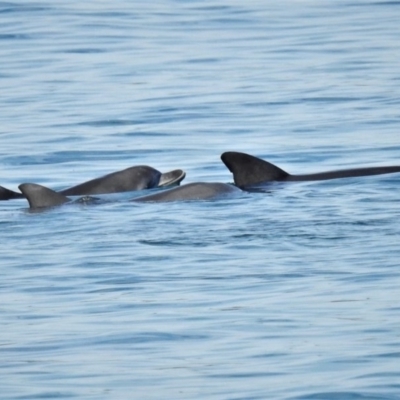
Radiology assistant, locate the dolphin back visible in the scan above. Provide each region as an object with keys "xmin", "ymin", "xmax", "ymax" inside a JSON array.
[
  {"xmin": 221, "ymin": 151, "xmax": 289, "ymax": 187},
  {"xmin": 134, "ymin": 182, "xmax": 239, "ymax": 202},
  {"xmin": 0, "ymin": 186, "xmax": 23, "ymax": 200},
  {"xmin": 60, "ymin": 165, "xmax": 161, "ymax": 196}
]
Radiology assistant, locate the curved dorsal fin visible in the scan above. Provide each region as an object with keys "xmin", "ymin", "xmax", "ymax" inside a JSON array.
[
  {"xmin": 19, "ymin": 183, "xmax": 70, "ymax": 208},
  {"xmin": 158, "ymin": 169, "xmax": 186, "ymax": 187},
  {"xmin": 221, "ymin": 152, "xmax": 289, "ymax": 187}
]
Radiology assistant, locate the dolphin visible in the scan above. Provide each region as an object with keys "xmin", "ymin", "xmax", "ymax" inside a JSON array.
[
  {"xmin": 0, "ymin": 185, "xmax": 22, "ymax": 200},
  {"xmin": 0, "ymin": 165, "xmax": 186, "ymax": 200},
  {"xmin": 18, "ymin": 182, "xmax": 240, "ymax": 209},
  {"xmin": 58, "ymin": 166, "xmax": 185, "ymax": 195},
  {"xmin": 133, "ymin": 182, "xmax": 240, "ymax": 203},
  {"xmin": 221, "ymin": 151, "xmax": 400, "ymax": 188}
]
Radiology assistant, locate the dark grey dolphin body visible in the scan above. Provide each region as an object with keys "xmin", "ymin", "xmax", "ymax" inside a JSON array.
[
  {"xmin": 0, "ymin": 185, "xmax": 21, "ymax": 200},
  {"xmin": 59, "ymin": 166, "xmax": 185, "ymax": 195},
  {"xmin": 221, "ymin": 151, "xmax": 400, "ymax": 188},
  {"xmin": 0, "ymin": 165, "xmax": 185, "ymax": 200},
  {"xmin": 134, "ymin": 182, "xmax": 239, "ymax": 203},
  {"xmin": 19, "ymin": 182, "xmax": 240, "ymax": 209}
]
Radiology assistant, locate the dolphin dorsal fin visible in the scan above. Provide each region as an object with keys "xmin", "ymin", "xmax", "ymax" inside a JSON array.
[
  {"xmin": 19, "ymin": 183, "xmax": 70, "ymax": 208},
  {"xmin": 221, "ymin": 151, "xmax": 289, "ymax": 187},
  {"xmin": 158, "ymin": 169, "xmax": 186, "ymax": 187}
]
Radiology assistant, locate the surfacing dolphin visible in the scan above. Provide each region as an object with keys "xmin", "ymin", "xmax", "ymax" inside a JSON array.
[
  {"xmin": 221, "ymin": 151, "xmax": 400, "ymax": 188},
  {"xmin": 0, "ymin": 185, "xmax": 21, "ymax": 200},
  {"xmin": 0, "ymin": 165, "xmax": 186, "ymax": 201},
  {"xmin": 18, "ymin": 182, "xmax": 240, "ymax": 209}
]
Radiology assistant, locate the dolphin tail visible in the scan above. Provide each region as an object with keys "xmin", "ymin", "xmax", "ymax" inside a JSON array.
[
  {"xmin": 158, "ymin": 169, "xmax": 186, "ymax": 187},
  {"xmin": 221, "ymin": 152, "xmax": 289, "ymax": 187},
  {"xmin": 18, "ymin": 183, "xmax": 71, "ymax": 208},
  {"xmin": 0, "ymin": 185, "xmax": 23, "ymax": 200}
]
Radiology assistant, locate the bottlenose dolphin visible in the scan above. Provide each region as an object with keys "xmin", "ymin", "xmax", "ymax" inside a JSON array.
[
  {"xmin": 0, "ymin": 165, "xmax": 185, "ymax": 200},
  {"xmin": 18, "ymin": 182, "xmax": 240, "ymax": 209},
  {"xmin": 0, "ymin": 185, "xmax": 22, "ymax": 200},
  {"xmin": 221, "ymin": 151, "xmax": 400, "ymax": 188},
  {"xmin": 133, "ymin": 182, "xmax": 240, "ymax": 203}
]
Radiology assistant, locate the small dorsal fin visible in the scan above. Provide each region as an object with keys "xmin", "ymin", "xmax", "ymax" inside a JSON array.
[
  {"xmin": 221, "ymin": 152, "xmax": 289, "ymax": 187},
  {"xmin": 158, "ymin": 169, "xmax": 186, "ymax": 187},
  {"xmin": 19, "ymin": 183, "xmax": 71, "ymax": 208}
]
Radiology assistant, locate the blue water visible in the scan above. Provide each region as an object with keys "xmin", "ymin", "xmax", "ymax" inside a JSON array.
[{"xmin": 1, "ymin": 1, "xmax": 400, "ymax": 399}]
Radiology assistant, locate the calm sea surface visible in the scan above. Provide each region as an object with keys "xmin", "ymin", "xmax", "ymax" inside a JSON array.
[{"xmin": 1, "ymin": 1, "xmax": 400, "ymax": 399}]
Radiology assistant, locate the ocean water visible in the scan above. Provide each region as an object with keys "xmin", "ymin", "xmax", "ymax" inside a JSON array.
[{"xmin": 1, "ymin": 1, "xmax": 400, "ymax": 399}]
